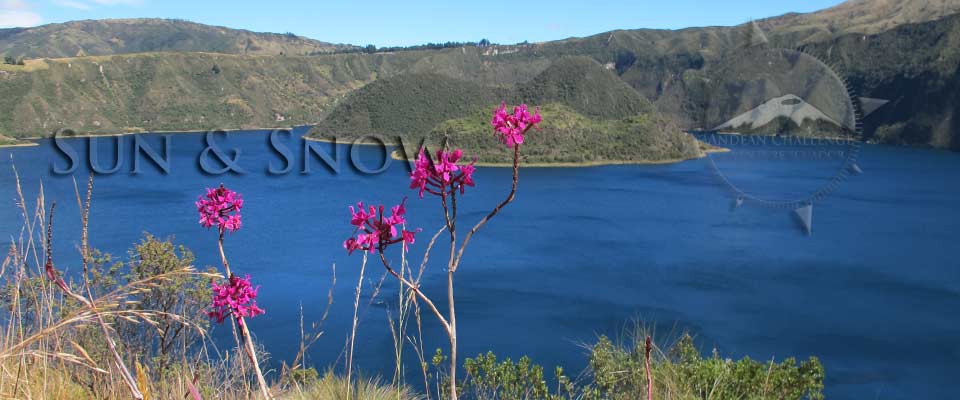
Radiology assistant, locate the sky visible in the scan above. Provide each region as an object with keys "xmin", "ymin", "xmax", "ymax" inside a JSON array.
[{"xmin": 1, "ymin": 0, "xmax": 846, "ymax": 47}]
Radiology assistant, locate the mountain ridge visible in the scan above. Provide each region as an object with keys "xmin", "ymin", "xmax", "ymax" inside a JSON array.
[
  {"xmin": 1, "ymin": 0, "xmax": 959, "ymax": 152},
  {"xmin": 3, "ymin": 0, "xmax": 958, "ymax": 60},
  {"xmin": 0, "ymin": 18, "xmax": 354, "ymax": 59}
]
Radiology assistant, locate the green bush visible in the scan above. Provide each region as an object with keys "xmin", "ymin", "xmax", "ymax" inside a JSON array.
[
  {"xmin": 586, "ymin": 334, "xmax": 824, "ymax": 400},
  {"xmin": 456, "ymin": 333, "xmax": 824, "ymax": 400},
  {"xmin": 462, "ymin": 352, "xmax": 574, "ymax": 400},
  {"xmin": 81, "ymin": 233, "xmax": 213, "ymax": 374},
  {"xmin": 284, "ymin": 367, "xmax": 321, "ymax": 387}
]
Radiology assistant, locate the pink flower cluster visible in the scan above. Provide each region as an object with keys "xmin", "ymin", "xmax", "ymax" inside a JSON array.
[
  {"xmin": 344, "ymin": 199, "xmax": 421, "ymax": 254},
  {"xmin": 491, "ymin": 103, "xmax": 542, "ymax": 147},
  {"xmin": 410, "ymin": 149, "xmax": 476, "ymax": 198},
  {"xmin": 196, "ymin": 184, "xmax": 244, "ymax": 233},
  {"xmin": 208, "ymin": 274, "xmax": 265, "ymax": 324}
]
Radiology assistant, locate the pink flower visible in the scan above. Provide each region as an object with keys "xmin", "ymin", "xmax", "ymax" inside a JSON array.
[
  {"xmin": 343, "ymin": 237, "xmax": 363, "ymax": 255},
  {"xmin": 386, "ymin": 200, "xmax": 407, "ymax": 225},
  {"xmin": 344, "ymin": 198, "xmax": 422, "ymax": 254},
  {"xmin": 196, "ymin": 184, "xmax": 244, "ymax": 233},
  {"xmin": 401, "ymin": 230, "xmax": 418, "ymax": 250},
  {"xmin": 223, "ymin": 214, "xmax": 242, "ymax": 232},
  {"xmin": 208, "ymin": 274, "xmax": 265, "ymax": 324},
  {"xmin": 458, "ymin": 163, "xmax": 476, "ymax": 194},
  {"xmin": 409, "ymin": 148, "xmax": 477, "ymax": 198},
  {"xmin": 491, "ymin": 102, "xmax": 541, "ymax": 147},
  {"xmin": 349, "ymin": 202, "xmax": 376, "ymax": 227}
]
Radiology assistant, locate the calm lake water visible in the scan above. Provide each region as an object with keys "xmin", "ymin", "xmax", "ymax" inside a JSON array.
[{"xmin": 1, "ymin": 128, "xmax": 958, "ymax": 399}]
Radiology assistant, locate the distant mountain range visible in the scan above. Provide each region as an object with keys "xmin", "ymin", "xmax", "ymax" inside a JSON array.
[
  {"xmin": 757, "ymin": 0, "xmax": 960, "ymax": 37},
  {"xmin": 0, "ymin": 18, "xmax": 353, "ymax": 58},
  {"xmin": 0, "ymin": 0, "xmax": 958, "ymax": 154}
]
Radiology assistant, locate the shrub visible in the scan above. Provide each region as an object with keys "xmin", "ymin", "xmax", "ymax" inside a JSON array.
[
  {"xmin": 284, "ymin": 367, "xmax": 321, "ymax": 387},
  {"xmin": 462, "ymin": 352, "xmax": 575, "ymax": 400},
  {"xmin": 454, "ymin": 333, "xmax": 824, "ymax": 400},
  {"xmin": 81, "ymin": 233, "xmax": 213, "ymax": 374},
  {"xmin": 586, "ymin": 334, "xmax": 824, "ymax": 400}
]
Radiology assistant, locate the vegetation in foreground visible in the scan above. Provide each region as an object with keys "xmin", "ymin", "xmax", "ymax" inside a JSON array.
[
  {"xmin": 1, "ymin": 103, "xmax": 823, "ymax": 399},
  {"xmin": 0, "ymin": 193, "xmax": 826, "ymax": 399},
  {"xmin": 0, "ymin": 228, "xmax": 824, "ymax": 399},
  {"xmin": 456, "ymin": 333, "xmax": 823, "ymax": 400}
]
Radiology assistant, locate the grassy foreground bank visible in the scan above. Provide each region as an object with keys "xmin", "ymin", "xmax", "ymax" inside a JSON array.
[{"xmin": 0, "ymin": 170, "xmax": 822, "ymax": 399}]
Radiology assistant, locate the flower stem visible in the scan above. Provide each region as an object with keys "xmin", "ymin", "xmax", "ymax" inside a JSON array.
[
  {"xmin": 645, "ymin": 336, "xmax": 653, "ymax": 400},
  {"xmin": 447, "ymin": 267, "xmax": 457, "ymax": 400},
  {"xmin": 445, "ymin": 144, "xmax": 521, "ymax": 400},
  {"xmin": 453, "ymin": 144, "xmax": 520, "ymax": 269},
  {"xmin": 218, "ymin": 230, "xmax": 232, "ymax": 277},
  {"xmin": 446, "ymin": 190, "xmax": 458, "ymax": 400},
  {"xmin": 377, "ymin": 252, "xmax": 450, "ymax": 333},
  {"xmin": 346, "ymin": 253, "xmax": 368, "ymax": 398},
  {"xmin": 218, "ymin": 234, "xmax": 271, "ymax": 400}
]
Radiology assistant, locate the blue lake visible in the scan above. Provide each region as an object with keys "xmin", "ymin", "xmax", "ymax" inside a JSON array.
[{"xmin": 1, "ymin": 128, "xmax": 958, "ymax": 399}]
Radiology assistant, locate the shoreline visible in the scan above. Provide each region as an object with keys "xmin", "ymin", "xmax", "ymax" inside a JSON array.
[
  {"xmin": 388, "ymin": 147, "xmax": 730, "ymax": 168},
  {"xmin": 0, "ymin": 141, "xmax": 39, "ymax": 148},
  {"xmin": 6, "ymin": 129, "xmax": 730, "ymax": 167},
  {"xmin": 303, "ymin": 135, "xmax": 388, "ymax": 147},
  {"xmin": 20, "ymin": 125, "xmax": 304, "ymax": 141},
  {"xmin": 311, "ymin": 135, "xmax": 731, "ymax": 167},
  {"xmin": 310, "ymin": 132, "xmax": 732, "ymax": 167}
]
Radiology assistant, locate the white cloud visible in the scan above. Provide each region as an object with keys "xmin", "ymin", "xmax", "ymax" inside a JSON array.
[
  {"xmin": 1, "ymin": 0, "xmax": 28, "ymax": 9},
  {"xmin": 53, "ymin": 0, "xmax": 91, "ymax": 10},
  {"xmin": 0, "ymin": 0, "xmax": 42, "ymax": 28}
]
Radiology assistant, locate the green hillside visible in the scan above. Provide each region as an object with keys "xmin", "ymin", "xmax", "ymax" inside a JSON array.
[
  {"xmin": 0, "ymin": 19, "xmax": 353, "ymax": 59},
  {"xmin": 308, "ymin": 55, "xmax": 653, "ymax": 140},
  {"xmin": 1, "ymin": 0, "xmax": 959, "ymax": 152},
  {"xmin": 0, "ymin": 51, "xmax": 432, "ymax": 137},
  {"xmin": 310, "ymin": 72, "xmax": 503, "ymax": 139},
  {"xmin": 421, "ymin": 103, "xmax": 703, "ymax": 165},
  {"xmin": 516, "ymin": 56, "xmax": 653, "ymax": 119},
  {"xmin": 304, "ymin": 55, "xmax": 695, "ymax": 164},
  {"xmin": 757, "ymin": 0, "xmax": 960, "ymax": 39},
  {"xmin": 802, "ymin": 12, "xmax": 960, "ymax": 149},
  {"xmin": 0, "ymin": 45, "xmax": 554, "ymax": 138},
  {"xmin": 517, "ymin": 0, "xmax": 960, "ymax": 148}
]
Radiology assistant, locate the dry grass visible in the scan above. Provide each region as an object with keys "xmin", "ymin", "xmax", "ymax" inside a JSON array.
[
  {"xmin": 0, "ymin": 167, "xmax": 417, "ymax": 399},
  {"xmin": 0, "ymin": 167, "xmax": 221, "ymax": 398},
  {"xmin": 281, "ymin": 372, "xmax": 423, "ymax": 400}
]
